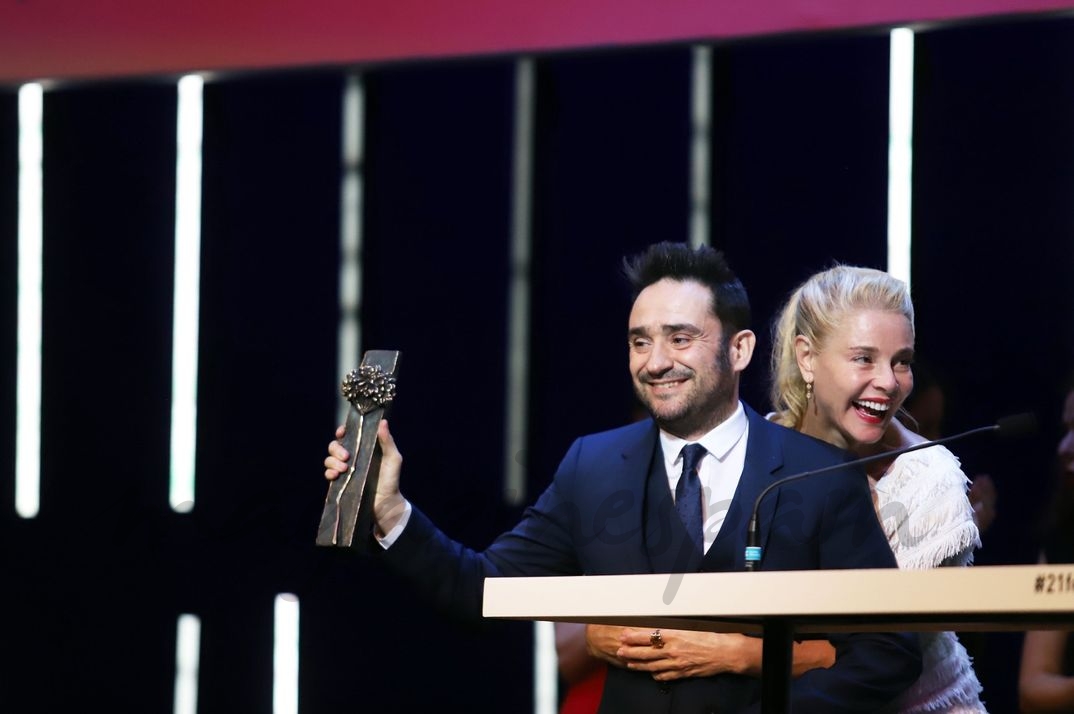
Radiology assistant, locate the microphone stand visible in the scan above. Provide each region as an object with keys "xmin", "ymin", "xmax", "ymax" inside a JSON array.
[
  {"xmin": 741, "ymin": 413, "xmax": 1033, "ymax": 713},
  {"xmin": 743, "ymin": 422, "xmax": 1005, "ymax": 571}
]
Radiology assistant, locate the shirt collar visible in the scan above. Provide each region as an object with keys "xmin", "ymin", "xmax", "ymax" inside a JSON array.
[{"xmin": 659, "ymin": 401, "xmax": 748, "ymax": 463}]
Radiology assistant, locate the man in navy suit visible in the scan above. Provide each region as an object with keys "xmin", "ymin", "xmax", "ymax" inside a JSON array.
[{"xmin": 325, "ymin": 241, "xmax": 921, "ymax": 712}]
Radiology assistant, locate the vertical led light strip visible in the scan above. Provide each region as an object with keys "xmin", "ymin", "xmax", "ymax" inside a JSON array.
[
  {"xmin": 533, "ymin": 620, "xmax": 557, "ymax": 714},
  {"xmin": 504, "ymin": 57, "xmax": 550, "ymax": 714},
  {"xmin": 173, "ymin": 614, "xmax": 201, "ymax": 714},
  {"xmin": 16, "ymin": 83, "xmax": 43, "ymax": 519},
  {"xmin": 273, "ymin": 594, "xmax": 300, "ymax": 714},
  {"xmin": 690, "ymin": 45, "xmax": 713, "ymax": 248},
  {"xmin": 337, "ymin": 74, "xmax": 364, "ymax": 421},
  {"xmin": 888, "ymin": 28, "xmax": 915, "ymax": 287},
  {"xmin": 170, "ymin": 74, "xmax": 204, "ymax": 512},
  {"xmin": 506, "ymin": 57, "xmax": 534, "ymax": 508}
]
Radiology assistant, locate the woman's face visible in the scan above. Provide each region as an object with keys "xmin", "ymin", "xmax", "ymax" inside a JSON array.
[{"xmin": 798, "ymin": 309, "xmax": 915, "ymax": 451}]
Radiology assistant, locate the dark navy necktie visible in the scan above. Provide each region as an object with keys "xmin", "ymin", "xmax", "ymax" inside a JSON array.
[{"xmin": 676, "ymin": 443, "xmax": 707, "ymax": 553}]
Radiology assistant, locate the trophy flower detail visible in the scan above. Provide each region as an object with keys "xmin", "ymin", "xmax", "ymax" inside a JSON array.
[{"xmin": 342, "ymin": 365, "xmax": 397, "ymax": 414}]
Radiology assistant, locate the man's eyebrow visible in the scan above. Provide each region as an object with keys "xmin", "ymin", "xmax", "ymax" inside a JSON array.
[
  {"xmin": 628, "ymin": 323, "xmax": 701, "ymax": 337},
  {"xmin": 663, "ymin": 323, "xmax": 700, "ymax": 334}
]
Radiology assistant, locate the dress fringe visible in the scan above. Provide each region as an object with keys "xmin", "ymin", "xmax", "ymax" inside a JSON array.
[{"xmin": 870, "ymin": 446, "xmax": 988, "ymax": 713}]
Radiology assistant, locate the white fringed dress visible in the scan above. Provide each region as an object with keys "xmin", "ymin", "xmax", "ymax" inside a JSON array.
[{"xmin": 871, "ymin": 445, "xmax": 988, "ymax": 713}]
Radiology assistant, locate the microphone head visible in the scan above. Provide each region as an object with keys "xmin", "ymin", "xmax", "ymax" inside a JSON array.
[{"xmin": 995, "ymin": 412, "xmax": 1038, "ymax": 439}]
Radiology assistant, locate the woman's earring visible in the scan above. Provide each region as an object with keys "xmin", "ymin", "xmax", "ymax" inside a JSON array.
[{"xmin": 805, "ymin": 381, "xmax": 814, "ymax": 401}]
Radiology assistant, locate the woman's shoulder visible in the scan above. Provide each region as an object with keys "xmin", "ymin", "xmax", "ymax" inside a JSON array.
[
  {"xmin": 876, "ymin": 447, "xmax": 970, "ymax": 519},
  {"xmin": 877, "ymin": 442, "xmax": 980, "ymax": 568},
  {"xmin": 889, "ymin": 445, "xmax": 968, "ymax": 490},
  {"xmin": 881, "ymin": 420, "xmax": 968, "ymax": 493}
]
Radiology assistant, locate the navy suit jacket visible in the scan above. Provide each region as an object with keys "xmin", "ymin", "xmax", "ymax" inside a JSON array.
[{"xmin": 384, "ymin": 404, "xmax": 922, "ymax": 713}]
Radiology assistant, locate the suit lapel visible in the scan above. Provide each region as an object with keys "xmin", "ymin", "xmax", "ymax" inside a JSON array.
[
  {"xmin": 600, "ymin": 419, "xmax": 703, "ymax": 574},
  {"xmin": 703, "ymin": 406, "xmax": 786, "ymax": 571},
  {"xmin": 609, "ymin": 420, "xmax": 663, "ymax": 574}
]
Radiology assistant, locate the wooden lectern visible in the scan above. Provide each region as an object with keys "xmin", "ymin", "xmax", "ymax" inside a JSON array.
[{"xmin": 483, "ymin": 564, "xmax": 1074, "ymax": 712}]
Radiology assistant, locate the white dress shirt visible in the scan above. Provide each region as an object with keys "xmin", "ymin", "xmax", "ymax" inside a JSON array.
[{"xmin": 659, "ymin": 401, "xmax": 748, "ymax": 553}]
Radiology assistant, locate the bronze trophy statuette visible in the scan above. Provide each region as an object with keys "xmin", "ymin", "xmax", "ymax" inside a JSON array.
[{"xmin": 316, "ymin": 349, "xmax": 400, "ymax": 548}]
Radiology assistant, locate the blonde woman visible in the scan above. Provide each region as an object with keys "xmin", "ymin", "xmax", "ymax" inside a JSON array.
[{"xmin": 769, "ymin": 265, "xmax": 985, "ymax": 713}]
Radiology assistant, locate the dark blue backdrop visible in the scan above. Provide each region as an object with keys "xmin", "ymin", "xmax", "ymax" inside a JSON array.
[{"xmin": 1, "ymin": 14, "xmax": 1073, "ymax": 713}]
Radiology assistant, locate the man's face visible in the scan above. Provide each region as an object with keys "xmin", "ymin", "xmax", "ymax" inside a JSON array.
[{"xmin": 628, "ymin": 278, "xmax": 740, "ymax": 440}]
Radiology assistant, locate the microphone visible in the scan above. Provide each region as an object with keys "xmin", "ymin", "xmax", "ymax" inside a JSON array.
[{"xmin": 743, "ymin": 412, "xmax": 1037, "ymax": 571}]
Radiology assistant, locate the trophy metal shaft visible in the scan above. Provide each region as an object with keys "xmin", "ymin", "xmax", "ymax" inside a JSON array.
[{"xmin": 316, "ymin": 349, "xmax": 400, "ymax": 548}]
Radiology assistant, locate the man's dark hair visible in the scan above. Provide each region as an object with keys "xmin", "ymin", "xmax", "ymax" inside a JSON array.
[{"xmin": 623, "ymin": 241, "xmax": 751, "ymax": 332}]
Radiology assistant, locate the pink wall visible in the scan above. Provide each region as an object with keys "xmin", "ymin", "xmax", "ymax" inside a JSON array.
[{"xmin": 1, "ymin": 0, "xmax": 1071, "ymax": 84}]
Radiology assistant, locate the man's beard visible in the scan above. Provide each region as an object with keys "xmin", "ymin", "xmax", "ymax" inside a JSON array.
[{"xmin": 635, "ymin": 345, "xmax": 735, "ymax": 435}]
